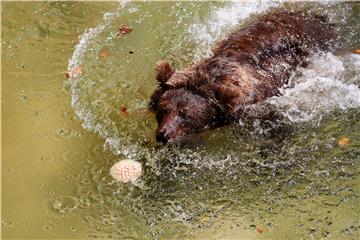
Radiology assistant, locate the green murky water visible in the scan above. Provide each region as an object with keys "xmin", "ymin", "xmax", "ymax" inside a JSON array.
[{"xmin": 2, "ymin": 1, "xmax": 359, "ymax": 239}]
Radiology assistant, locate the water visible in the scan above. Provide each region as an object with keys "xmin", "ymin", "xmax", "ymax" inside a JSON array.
[{"xmin": 2, "ymin": 1, "xmax": 360, "ymax": 239}]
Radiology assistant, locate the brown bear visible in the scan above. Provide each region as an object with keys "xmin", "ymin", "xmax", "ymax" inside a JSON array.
[{"xmin": 149, "ymin": 9, "xmax": 336, "ymax": 143}]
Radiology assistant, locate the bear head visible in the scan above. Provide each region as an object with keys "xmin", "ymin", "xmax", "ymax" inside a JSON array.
[{"xmin": 149, "ymin": 61, "xmax": 223, "ymax": 143}]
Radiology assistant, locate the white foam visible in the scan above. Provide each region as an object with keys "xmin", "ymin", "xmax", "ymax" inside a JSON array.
[
  {"xmin": 269, "ymin": 52, "xmax": 360, "ymax": 123},
  {"xmin": 188, "ymin": 1, "xmax": 280, "ymax": 61}
]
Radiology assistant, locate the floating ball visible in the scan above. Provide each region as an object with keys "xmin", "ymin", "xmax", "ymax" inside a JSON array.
[{"xmin": 110, "ymin": 159, "xmax": 142, "ymax": 183}]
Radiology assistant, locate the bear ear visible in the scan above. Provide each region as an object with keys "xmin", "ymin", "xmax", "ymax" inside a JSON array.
[{"xmin": 155, "ymin": 60, "xmax": 175, "ymax": 85}]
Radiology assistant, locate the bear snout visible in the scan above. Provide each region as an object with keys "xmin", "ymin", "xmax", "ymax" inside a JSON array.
[
  {"xmin": 156, "ymin": 114, "xmax": 184, "ymax": 143},
  {"xmin": 156, "ymin": 130, "xmax": 169, "ymax": 143}
]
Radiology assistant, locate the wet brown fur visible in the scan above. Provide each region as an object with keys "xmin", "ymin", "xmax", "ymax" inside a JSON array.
[{"xmin": 150, "ymin": 10, "xmax": 336, "ymax": 143}]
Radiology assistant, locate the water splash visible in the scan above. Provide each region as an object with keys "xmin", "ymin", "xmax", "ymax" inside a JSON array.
[
  {"xmin": 66, "ymin": 1, "xmax": 360, "ymax": 239},
  {"xmin": 67, "ymin": 1, "xmax": 143, "ymax": 158},
  {"xmin": 188, "ymin": 0, "xmax": 280, "ymax": 61},
  {"xmin": 269, "ymin": 52, "xmax": 360, "ymax": 123}
]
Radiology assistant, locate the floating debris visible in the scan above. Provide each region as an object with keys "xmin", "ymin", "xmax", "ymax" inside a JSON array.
[
  {"xmin": 338, "ymin": 137, "xmax": 350, "ymax": 146},
  {"xmin": 256, "ymin": 226, "xmax": 265, "ymax": 234},
  {"xmin": 99, "ymin": 51, "xmax": 109, "ymax": 58},
  {"xmin": 117, "ymin": 24, "xmax": 132, "ymax": 36},
  {"xmin": 120, "ymin": 106, "xmax": 127, "ymax": 113},
  {"xmin": 119, "ymin": 106, "xmax": 129, "ymax": 117},
  {"xmin": 65, "ymin": 66, "xmax": 82, "ymax": 79}
]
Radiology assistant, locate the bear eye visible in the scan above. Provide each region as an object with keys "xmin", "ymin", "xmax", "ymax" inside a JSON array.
[
  {"xmin": 156, "ymin": 107, "xmax": 169, "ymax": 120},
  {"xmin": 177, "ymin": 110, "xmax": 186, "ymax": 118}
]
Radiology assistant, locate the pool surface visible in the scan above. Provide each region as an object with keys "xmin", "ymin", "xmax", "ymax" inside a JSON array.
[{"xmin": 2, "ymin": 1, "xmax": 359, "ymax": 239}]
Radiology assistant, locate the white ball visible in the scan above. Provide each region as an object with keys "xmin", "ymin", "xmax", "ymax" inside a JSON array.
[{"xmin": 109, "ymin": 159, "xmax": 142, "ymax": 183}]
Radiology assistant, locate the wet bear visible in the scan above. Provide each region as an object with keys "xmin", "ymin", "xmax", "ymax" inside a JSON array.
[{"xmin": 149, "ymin": 10, "xmax": 336, "ymax": 143}]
